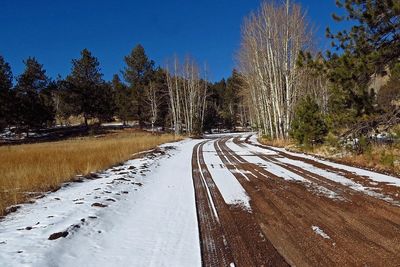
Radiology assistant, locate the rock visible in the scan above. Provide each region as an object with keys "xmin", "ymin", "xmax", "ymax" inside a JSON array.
[
  {"xmin": 86, "ymin": 173, "xmax": 101, "ymax": 179},
  {"xmin": 5, "ymin": 205, "xmax": 20, "ymax": 214},
  {"xmin": 114, "ymin": 177, "xmax": 130, "ymax": 181},
  {"xmin": 48, "ymin": 231, "xmax": 68, "ymax": 240},
  {"xmin": 91, "ymin": 203, "xmax": 108, "ymax": 208}
]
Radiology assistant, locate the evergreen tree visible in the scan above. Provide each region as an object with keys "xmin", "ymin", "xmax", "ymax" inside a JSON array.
[
  {"xmin": 203, "ymin": 79, "xmax": 225, "ymax": 132},
  {"xmin": 322, "ymin": 0, "xmax": 400, "ymax": 121},
  {"xmin": 298, "ymin": 1, "xmax": 400, "ymax": 129},
  {"xmin": 0, "ymin": 55, "xmax": 13, "ymax": 129},
  {"xmin": 377, "ymin": 63, "xmax": 400, "ymax": 112},
  {"xmin": 327, "ymin": 0, "xmax": 400, "ymax": 73},
  {"xmin": 96, "ymin": 82, "xmax": 115, "ymax": 123},
  {"xmin": 52, "ymin": 77, "xmax": 76, "ymax": 125},
  {"xmin": 67, "ymin": 49, "xmax": 107, "ymax": 126},
  {"xmin": 290, "ymin": 96, "xmax": 328, "ymax": 146},
  {"xmin": 15, "ymin": 57, "xmax": 54, "ymax": 133},
  {"xmin": 223, "ymin": 70, "xmax": 242, "ymax": 130},
  {"xmin": 123, "ymin": 44, "xmax": 154, "ymax": 128},
  {"xmin": 149, "ymin": 67, "xmax": 168, "ymax": 128},
  {"xmin": 113, "ymin": 74, "xmax": 133, "ymax": 125}
]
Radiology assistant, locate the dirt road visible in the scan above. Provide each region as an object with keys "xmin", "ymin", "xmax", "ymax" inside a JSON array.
[{"xmin": 192, "ymin": 134, "xmax": 400, "ymax": 266}]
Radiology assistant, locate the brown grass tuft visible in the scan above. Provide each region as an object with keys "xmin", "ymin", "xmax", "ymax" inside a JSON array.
[
  {"xmin": 340, "ymin": 144, "xmax": 400, "ymax": 175},
  {"xmin": 0, "ymin": 130, "xmax": 180, "ymax": 216},
  {"xmin": 259, "ymin": 137, "xmax": 294, "ymax": 148}
]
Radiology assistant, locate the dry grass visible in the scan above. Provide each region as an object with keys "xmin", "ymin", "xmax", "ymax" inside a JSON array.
[
  {"xmin": 340, "ymin": 144, "xmax": 400, "ymax": 175},
  {"xmin": 259, "ymin": 136, "xmax": 400, "ymax": 176},
  {"xmin": 0, "ymin": 130, "xmax": 180, "ymax": 216},
  {"xmin": 259, "ymin": 137, "xmax": 294, "ymax": 148},
  {"xmin": 289, "ymin": 142, "xmax": 400, "ymax": 176},
  {"xmin": 303, "ymin": 143, "xmax": 400, "ymax": 175}
]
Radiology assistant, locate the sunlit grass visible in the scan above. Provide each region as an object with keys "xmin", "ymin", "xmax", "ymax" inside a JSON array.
[{"xmin": 0, "ymin": 130, "xmax": 180, "ymax": 216}]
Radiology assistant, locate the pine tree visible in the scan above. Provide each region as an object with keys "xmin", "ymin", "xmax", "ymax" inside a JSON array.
[
  {"xmin": 67, "ymin": 49, "xmax": 107, "ymax": 126},
  {"xmin": 96, "ymin": 82, "xmax": 115, "ymax": 123},
  {"xmin": 223, "ymin": 70, "xmax": 242, "ymax": 130},
  {"xmin": 15, "ymin": 57, "xmax": 54, "ymax": 133},
  {"xmin": 149, "ymin": 67, "xmax": 169, "ymax": 128},
  {"xmin": 203, "ymin": 79, "xmax": 225, "ymax": 132},
  {"xmin": 323, "ymin": 0, "xmax": 400, "ymax": 119},
  {"xmin": 0, "ymin": 55, "xmax": 13, "ymax": 129},
  {"xmin": 52, "ymin": 77, "xmax": 75, "ymax": 125},
  {"xmin": 290, "ymin": 96, "xmax": 328, "ymax": 146},
  {"xmin": 377, "ymin": 63, "xmax": 400, "ymax": 112},
  {"xmin": 123, "ymin": 44, "xmax": 154, "ymax": 128},
  {"xmin": 299, "ymin": 1, "xmax": 400, "ymax": 129},
  {"xmin": 327, "ymin": 0, "xmax": 400, "ymax": 73},
  {"xmin": 113, "ymin": 74, "xmax": 133, "ymax": 125}
]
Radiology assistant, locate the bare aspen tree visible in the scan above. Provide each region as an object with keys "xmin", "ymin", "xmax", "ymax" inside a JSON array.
[
  {"xmin": 238, "ymin": 0, "xmax": 313, "ymax": 139},
  {"xmin": 144, "ymin": 81, "xmax": 162, "ymax": 133},
  {"xmin": 166, "ymin": 56, "xmax": 208, "ymax": 135},
  {"xmin": 166, "ymin": 57, "xmax": 181, "ymax": 135}
]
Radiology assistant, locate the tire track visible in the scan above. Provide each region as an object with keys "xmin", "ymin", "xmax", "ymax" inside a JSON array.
[
  {"xmin": 192, "ymin": 140, "xmax": 288, "ymax": 266},
  {"xmin": 244, "ymin": 136, "xmax": 400, "ymax": 202},
  {"xmin": 215, "ymin": 137, "xmax": 400, "ymax": 266},
  {"xmin": 192, "ymin": 141, "xmax": 233, "ymax": 266}
]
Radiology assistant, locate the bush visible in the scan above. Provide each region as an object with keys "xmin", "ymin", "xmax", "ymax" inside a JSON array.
[
  {"xmin": 325, "ymin": 132, "xmax": 340, "ymax": 148},
  {"xmin": 290, "ymin": 96, "xmax": 328, "ymax": 146},
  {"xmin": 380, "ymin": 150, "xmax": 395, "ymax": 168},
  {"xmin": 355, "ymin": 135, "xmax": 372, "ymax": 155}
]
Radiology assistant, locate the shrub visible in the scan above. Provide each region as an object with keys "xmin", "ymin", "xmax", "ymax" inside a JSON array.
[
  {"xmin": 355, "ymin": 135, "xmax": 372, "ymax": 155},
  {"xmin": 380, "ymin": 150, "xmax": 395, "ymax": 168},
  {"xmin": 325, "ymin": 132, "xmax": 340, "ymax": 148}
]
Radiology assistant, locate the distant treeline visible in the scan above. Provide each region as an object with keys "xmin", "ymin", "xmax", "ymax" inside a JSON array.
[{"xmin": 0, "ymin": 45, "xmax": 249, "ymax": 135}]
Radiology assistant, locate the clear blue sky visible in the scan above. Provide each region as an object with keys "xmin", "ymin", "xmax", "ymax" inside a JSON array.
[{"xmin": 0, "ymin": 0, "xmax": 345, "ymax": 82}]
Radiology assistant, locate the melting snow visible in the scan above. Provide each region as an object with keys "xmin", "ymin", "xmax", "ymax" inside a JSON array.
[
  {"xmin": 270, "ymin": 146, "xmax": 400, "ymax": 188},
  {"xmin": 312, "ymin": 225, "xmax": 331, "ymax": 239},
  {"xmin": 203, "ymin": 142, "xmax": 252, "ymax": 211}
]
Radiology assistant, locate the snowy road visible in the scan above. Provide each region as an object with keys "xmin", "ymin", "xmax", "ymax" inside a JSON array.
[{"xmin": 1, "ymin": 134, "xmax": 400, "ymax": 266}]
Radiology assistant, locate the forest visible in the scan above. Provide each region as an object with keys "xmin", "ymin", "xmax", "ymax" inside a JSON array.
[{"xmin": 0, "ymin": 46, "xmax": 249, "ymax": 137}]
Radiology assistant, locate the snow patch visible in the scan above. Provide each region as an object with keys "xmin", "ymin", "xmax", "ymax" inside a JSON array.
[
  {"xmin": 312, "ymin": 225, "xmax": 331, "ymax": 239},
  {"xmin": 270, "ymin": 145, "xmax": 400, "ymax": 188},
  {"xmin": 203, "ymin": 142, "xmax": 252, "ymax": 211}
]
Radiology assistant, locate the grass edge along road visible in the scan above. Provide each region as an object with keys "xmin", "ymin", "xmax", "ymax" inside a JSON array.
[{"xmin": 0, "ymin": 130, "xmax": 180, "ymax": 216}]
